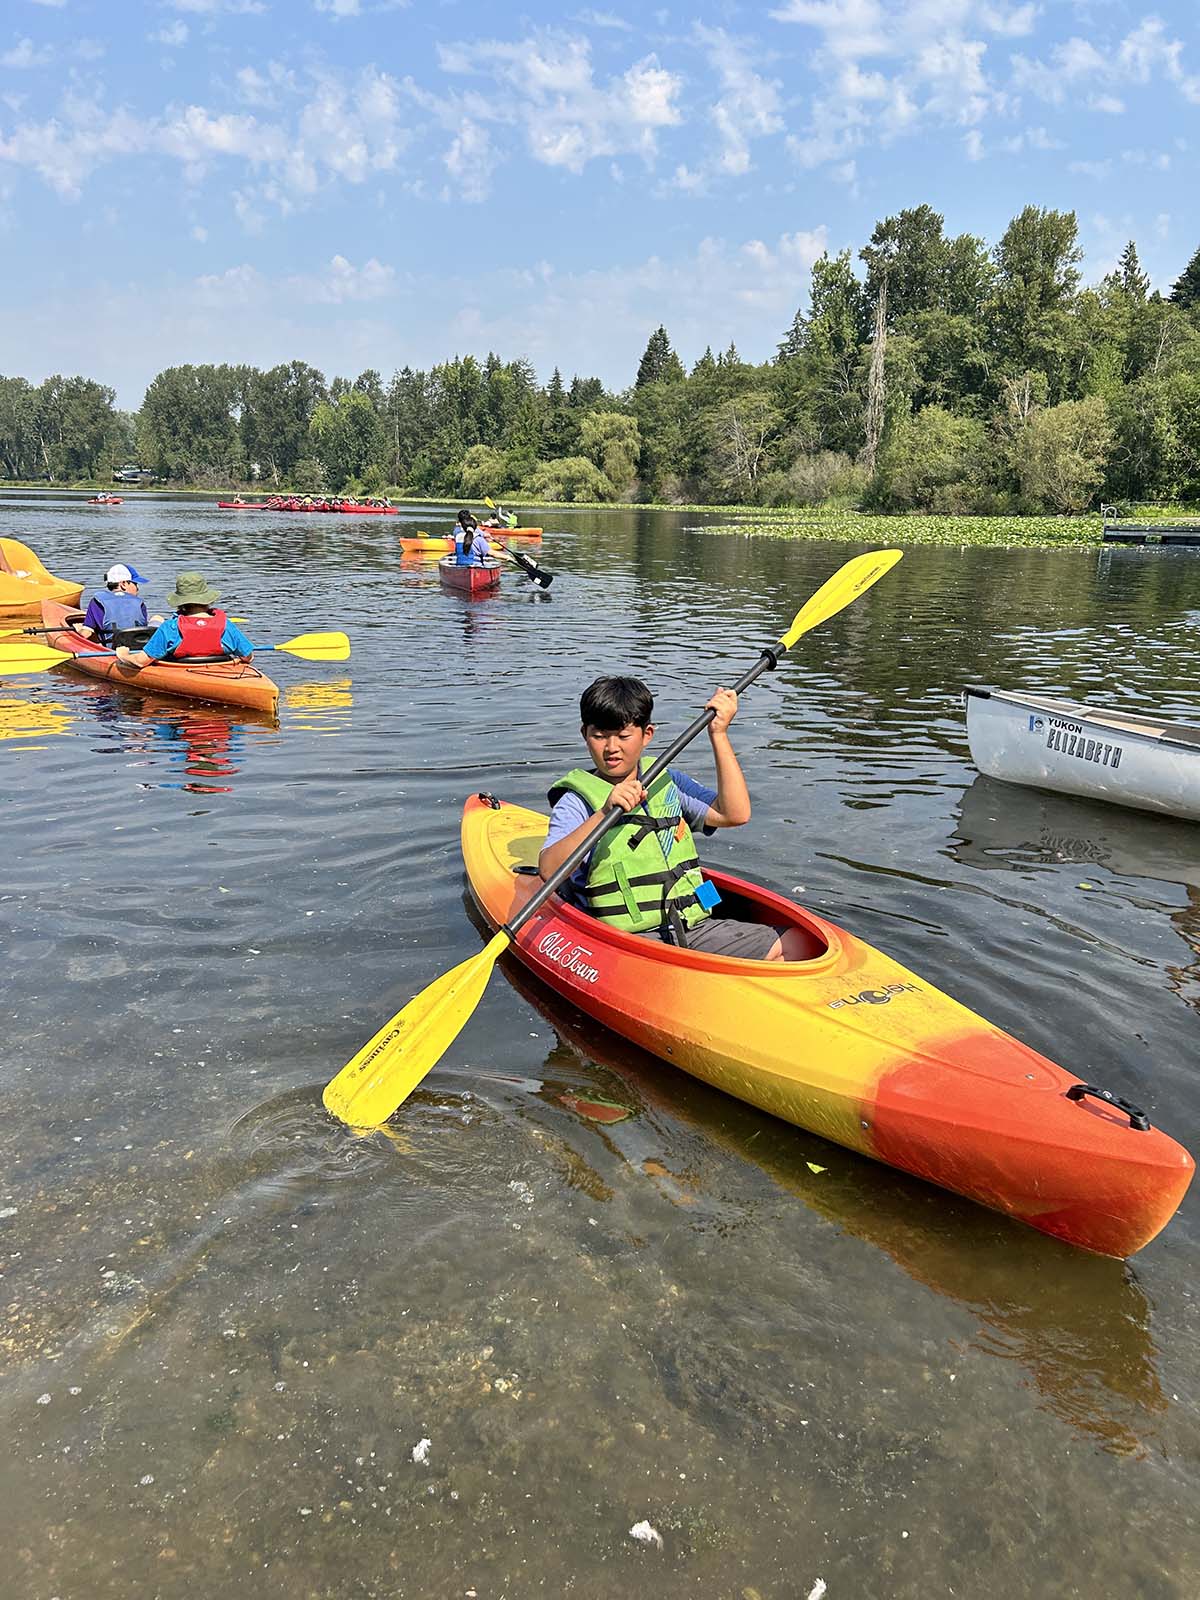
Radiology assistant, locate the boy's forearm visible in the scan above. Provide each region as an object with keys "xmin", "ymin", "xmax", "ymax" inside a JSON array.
[{"xmin": 707, "ymin": 727, "xmax": 751, "ymax": 826}]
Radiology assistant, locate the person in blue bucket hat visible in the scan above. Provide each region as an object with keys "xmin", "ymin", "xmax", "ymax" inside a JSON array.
[{"xmin": 76, "ymin": 563, "xmax": 162, "ymax": 646}]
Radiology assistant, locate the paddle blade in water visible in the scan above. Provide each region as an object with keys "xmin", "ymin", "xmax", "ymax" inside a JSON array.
[
  {"xmin": 273, "ymin": 631, "xmax": 351, "ymax": 661},
  {"xmin": 323, "ymin": 931, "xmax": 511, "ymax": 1127},
  {"xmin": 778, "ymin": 548, "xmax": 902, "ymax": 651},
  {"xmin": 0, "ymin": 642, "xmax": 70, "ymax": 675}
]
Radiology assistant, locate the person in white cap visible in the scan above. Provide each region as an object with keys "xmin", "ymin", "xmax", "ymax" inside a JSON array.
[{"xmin": 76, "ymin": 564, "xmax": 162, "ymax": 645}]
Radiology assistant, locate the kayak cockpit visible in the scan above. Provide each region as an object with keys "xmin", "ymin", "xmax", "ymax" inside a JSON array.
[{"xmin": 510, "ymin": 860, "xmax": 833, "ymax": 966}]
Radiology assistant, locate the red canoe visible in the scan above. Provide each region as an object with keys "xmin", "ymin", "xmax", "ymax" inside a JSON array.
[{"xmin": 438, "ymin": 556, "xmax": 502, "ymax": 594}]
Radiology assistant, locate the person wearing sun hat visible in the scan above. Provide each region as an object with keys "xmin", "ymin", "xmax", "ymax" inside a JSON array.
[
  {"xmin": 76, "ymin": 562, "xmax": 163, "ymax": 645},
  {"xmin": 115, "ymin": 572, "xmax": 255, "ymax": 669}
]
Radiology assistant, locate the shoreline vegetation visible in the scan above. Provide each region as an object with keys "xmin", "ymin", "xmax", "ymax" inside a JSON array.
[
  {"xmin": 6, "ymin": 482, "xmax": 1199, "ymax": 547},
  {"xmin": 2, "ymin": 206, "xmax": 1198, "ymax": 528}
]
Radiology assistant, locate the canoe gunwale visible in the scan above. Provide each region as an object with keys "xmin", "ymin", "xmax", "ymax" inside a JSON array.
[{"xmin": 963, "ymin": 684, "xmax": 1200, "ymax": 751}]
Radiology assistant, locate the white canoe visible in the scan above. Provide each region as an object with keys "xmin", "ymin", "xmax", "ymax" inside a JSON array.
[{"xmin": 963, "ymin": 687, "xmax": 1200, "ymax": 823}]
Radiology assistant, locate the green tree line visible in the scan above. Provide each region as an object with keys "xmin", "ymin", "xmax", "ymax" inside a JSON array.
[{"xmin": 4, "ymin": 208, "xmax": 1199, "ymax": 513}]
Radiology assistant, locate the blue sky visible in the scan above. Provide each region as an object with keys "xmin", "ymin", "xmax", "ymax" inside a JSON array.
[{"xmin": 0, "ymin": 0, "xmax": 1196, "ymax": 406}]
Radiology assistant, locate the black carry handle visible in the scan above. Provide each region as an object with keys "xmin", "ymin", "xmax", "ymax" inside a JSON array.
[{"xmin": 1065, "ymin": 1082, "xmax": 1151, "ymax": 1132}]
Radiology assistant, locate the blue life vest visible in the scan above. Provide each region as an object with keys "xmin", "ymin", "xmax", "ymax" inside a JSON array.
[
  {"xmin": 454, "ymin": 529, "xmax": 490, "ymax": 566},
  {"xmin": 93, "ymin": 589, "xmax": 148, "ymax": 642}
]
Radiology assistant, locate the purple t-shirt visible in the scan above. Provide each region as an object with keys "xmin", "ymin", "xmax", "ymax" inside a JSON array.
[{"xmin": 544, "ymin": 766, "xmax": 717, "ymax": 907}]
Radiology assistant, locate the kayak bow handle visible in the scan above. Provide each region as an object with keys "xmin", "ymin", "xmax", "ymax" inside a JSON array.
[{"xmin": 1066, "ymin": 1082, "xmax": 1151, "ymax": 1132}]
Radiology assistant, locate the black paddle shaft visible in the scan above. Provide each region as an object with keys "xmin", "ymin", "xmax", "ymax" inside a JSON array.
[{"xmin": 503, "ymin": 641, "xmax": 785, "ymax": 939}]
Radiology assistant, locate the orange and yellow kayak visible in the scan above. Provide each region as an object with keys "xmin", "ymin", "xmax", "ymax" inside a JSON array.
[
  {"xmin": 399, "ymin": 530, "xmax": 542, "ymax": 554},
  {"xmin": 462, "ymin": 795, "xmax": 1194, "ymax": 1257},
  {"xmin": 41, "ymin": 601, "xmax": 280, "ymax": 716},
  {"xmin": 0, "ymin": 539, "xmax": 83, "ymax": 620}
]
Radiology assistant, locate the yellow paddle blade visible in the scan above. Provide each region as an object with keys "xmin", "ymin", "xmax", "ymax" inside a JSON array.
[
  {"xmin": 0, "ymin": 642, "xmax": 71, "ymax": 675},
  {"xmin": 323, "ymin": 931, "xmax": 511, "ymax": 1127},
  {"xmin": 272, "ymin": 631, "xmax": 351, "ymax": 661},
  {"xmin": 778, "ymin": 548, "xmax": 903, "ymax": 651},
  {"xmin": 484, "ymin": 496, "xmax": 497, "ymax": 509}
]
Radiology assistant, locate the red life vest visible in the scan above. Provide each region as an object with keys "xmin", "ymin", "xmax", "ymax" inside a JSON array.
[{"xmin": 173, "ymin": 608, "xmax": 229, "ymax": 658}]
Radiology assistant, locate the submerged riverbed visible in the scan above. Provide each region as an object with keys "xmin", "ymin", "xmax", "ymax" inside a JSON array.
[{"xmin": 2, "ymin": 492, "xmax": 1199, "ymax": 1598}]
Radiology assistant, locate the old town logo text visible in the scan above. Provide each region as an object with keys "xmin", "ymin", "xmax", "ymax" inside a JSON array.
[
  {"xmin": 828, "ymin": 982, "xmax": 920, "ymax": 1010},
  {"xmin": 538, "ymin": 933, "xmax": 601, "ymax": 984}
]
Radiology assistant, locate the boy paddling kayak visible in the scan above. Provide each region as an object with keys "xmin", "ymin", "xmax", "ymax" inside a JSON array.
[{"xmin": 539, "ymin": 675, "xmax": 810, "ymax": 959}]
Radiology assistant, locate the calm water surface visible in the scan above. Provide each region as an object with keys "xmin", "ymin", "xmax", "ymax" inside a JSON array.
[{"xmin": 2, "ymin": 493, "xmax": 1199, "ymax": 1598}]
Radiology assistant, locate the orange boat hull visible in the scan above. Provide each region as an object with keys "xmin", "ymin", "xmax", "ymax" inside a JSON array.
[{"xmin": 41, "ymin": 601, "xmax": 280, "ymax": 716}]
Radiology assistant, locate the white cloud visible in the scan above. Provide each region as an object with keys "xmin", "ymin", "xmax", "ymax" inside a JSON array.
[
  {"xmin": 770, "ymin": 0, "xmax": 890, "ymax": 62},
  {"xmin": 979, "ymin": 2, "xmax": 1035, "ymax": 37},
  {"xmin": 196, "ymin": 263, "xmax": 263, "ymax": 306},
  {"xmin": 235, "ymin": 62, "xmax": 298, "ymax": 106},
  {"xmin": 29, "ymin": 0, "xmax": 67, "ymax": 7},
  {"xmin": 191, "ymin": 223, "xmax": 208, "ymax": 241},
  {"xmin": 696, "ymin": 25, "xmax": 786, "ymax": 178},
  {"xmin": 1015, "ymin": 18, "xmax": 1200, "ymax": 108},
  {"xmin": 2, "ymin": 38, "xmax": 51, "ymax": 69},
  {"xmin": 444, "ymin": 122, "xmax": 498, "ymax": 202},
  {"xmin": 295, "ymin": 254, "xmax": 396, "ymax": 303},
  {"xmin": 1089, "ymin": 93, "xmax": 1124, "ymax": 114},
  {"xmin": 315, "ymin": 0, "xmax": 361, "ymax": 14},
  {"xmin": 574, "ymin": 9, "xmax": 633, "ymax": 28},
  {"xmin": 439, "ymin": 33, "xmax": 682, "ymax": 173},
  {"xmin": 150, "ymin": 22, "xmax": 190, "ymax": 46},
  {"xmin": 167, "ymin": 0, "xmax": 266, "ymax": 12}
]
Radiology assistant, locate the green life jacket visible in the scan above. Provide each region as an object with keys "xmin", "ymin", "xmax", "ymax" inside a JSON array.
[{"xmin": 548, "ymin": 760, "xmax": 712, "ymax": 939}]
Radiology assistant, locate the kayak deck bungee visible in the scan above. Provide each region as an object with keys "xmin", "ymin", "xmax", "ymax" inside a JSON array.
[
  {"xmin": 40, "ymin": 601, "xmax": 280, "ymax": 716},
  {"xmin": 438, "ymin": 557, "xmax": 502, "ymax": 594},
  {"xmin": 0, "ymin": 539, "xmax": 83, "ymax": 620},
  {"xmin": 461, "ymin": 795, "xmax": 1193, "ymax": 1257}
]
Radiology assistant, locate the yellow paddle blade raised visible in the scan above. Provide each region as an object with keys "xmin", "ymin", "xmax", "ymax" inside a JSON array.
[
  {"xmin": 778, "ymin": 548, "xmax": 903, "ymax": 651},
  {"xmin": 272, "ymin": 631, "xmax": 351, "ymax": 661},
  {"xmin": 0, "ymin": 642, "xmax": 71, "ymax": 675},
  {"xmin": 323, "ymin": 931, "xmax": 511, "ymax": 1128}
]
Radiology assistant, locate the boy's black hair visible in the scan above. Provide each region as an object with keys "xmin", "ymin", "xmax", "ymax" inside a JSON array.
[{"xmin": 580, "ymin": 676, "xmax": 654, "ymax": 731}]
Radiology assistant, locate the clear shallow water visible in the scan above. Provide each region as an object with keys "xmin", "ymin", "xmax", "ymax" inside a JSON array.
[{"xmin": 2, "ymin": 493, "xmax": 1199, "ymax": 1598}]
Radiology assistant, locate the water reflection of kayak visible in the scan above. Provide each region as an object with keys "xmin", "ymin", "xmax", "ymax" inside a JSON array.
[
  {"xmin": 491, "ymin": 944, "xmax": 1168, "ymax": 1460},
  {"xmin": 462, "ymin": 796, "xmax": 1194, "ymax": 1257},
  {"xmin": 953, "ymin": 773, "xmax": 1200, "ymax": 891}
]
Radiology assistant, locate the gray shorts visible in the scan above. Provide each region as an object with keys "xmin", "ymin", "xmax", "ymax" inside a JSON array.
[{"xmin": 634, "ymin": 915, "xmax": 785, "ymax": 959}]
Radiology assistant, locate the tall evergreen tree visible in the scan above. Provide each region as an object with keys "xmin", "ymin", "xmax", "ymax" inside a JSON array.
[
  {"xmin": 1169, "ymin": 243, "xmax": 1200, "ymax": 309},
  {"xmin": 635, "ymin": 326, "xmax": 685, "ymax": 387},
  {"xmin": 1118, "ymin": 241, "xmax": 1149, "ymax": 301},
  {"xmin": 776, "ymin": 313, "xmax": 805, "ymax": 363}
]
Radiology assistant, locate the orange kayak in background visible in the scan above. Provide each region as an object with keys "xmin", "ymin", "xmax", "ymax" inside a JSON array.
[
  {"xmin": 461, "ymin": 795, "xmax": 1194, "ymax": 1257},
  {"xmin": 0, "ymin": 539, "xmax": 83, "ymax": 620},
  {"xmin": 399, "ymin": 536, "xmax": 454, "ymax": 554},
  {"xmin": 40, "ymin": 601, "xmax": 280, "ymax": 716}
]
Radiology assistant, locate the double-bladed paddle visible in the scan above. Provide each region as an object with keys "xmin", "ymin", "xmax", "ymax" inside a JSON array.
[
  {"xmin": 322, "ymin": 547, "xmax": 903, "ymax": 1128},
  {"xmin": 0, "ymin": 629, "xmax": 350, "ymax": 675}
]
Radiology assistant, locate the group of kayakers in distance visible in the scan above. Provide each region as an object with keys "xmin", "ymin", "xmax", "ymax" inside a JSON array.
[{"xmin": 71, "ymin": 560, "xmax": 253, "ymax": 666}]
